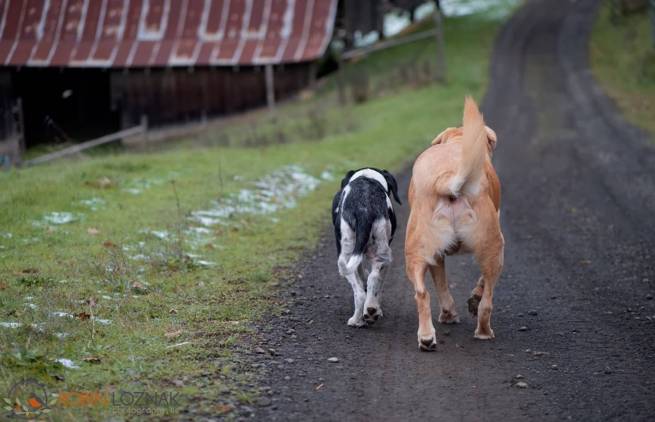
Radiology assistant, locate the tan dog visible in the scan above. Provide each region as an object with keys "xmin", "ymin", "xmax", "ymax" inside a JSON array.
[{"xmin": 405, "ymin": 97, "xmax": 504, "ymax": 351}]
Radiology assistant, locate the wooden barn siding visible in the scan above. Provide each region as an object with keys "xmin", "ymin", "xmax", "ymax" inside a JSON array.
[{"xmin": 111, "ymin": 64, "xmax": 312, "ymax": 128}]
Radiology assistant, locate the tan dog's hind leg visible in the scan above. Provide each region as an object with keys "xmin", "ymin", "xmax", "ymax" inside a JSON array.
[
  {"xmin": 407, "ymin": 259, "xmax": 437, "ymax": 351},
  {"xmin": 429, "ymin": 258, "xmax": 460, "ymax": 324},
  {"xmin": 472, "ymin": 231, "xmax": 504, "ymax": 340},
  {"xmin": 467, "ymin": 276, "xmax": 484, "ymax": 317}
]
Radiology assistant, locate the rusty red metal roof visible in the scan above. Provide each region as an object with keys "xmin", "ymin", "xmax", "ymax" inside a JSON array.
[{"xmin": 0, "ymin": 0, "xmax": 337, "ymax": 67}]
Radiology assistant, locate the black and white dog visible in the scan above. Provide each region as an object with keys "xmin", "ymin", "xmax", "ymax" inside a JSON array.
[{"xmin": 332, "ymin": 168, "xmax": 402, "ymax": 327}]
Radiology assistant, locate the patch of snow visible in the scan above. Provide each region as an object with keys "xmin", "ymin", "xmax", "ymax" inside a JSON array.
[
  {"xmin": 441, "ymin": 0, "xmax": 520, "ymax": 19},
  {"xmin": 92, "ymin": 317, "xmax": 112, "ymax": 325},
  {"xmin": 141, "ymin": 229, "xmax": 171, "ymax": 240},
  {"xmin": 1, "ymin": 232, "xmax": 12, "ymax": 239},
  {"xmin": 122, "ymin": 178, "xmax": 164, "ymax": 195},
  {"xmin": 0, "ymin": 322, "xmax": 21, "ymax": 328},
  {"xmin": 123, "ymin": 188, "xmax": 143, "ymax": 195},
  {"xmin": 384, "ymin": 12, "xmax": 411, "ymax": 37},
  {"xmin": 55, "ymin": 332, "xmax": 70, "ymax": 339},
  {"xmin": 320, "ymin": 171, "xmax": 335, "ymax": 181},
  {"xmin": 191, "ymin": 165, "xmax": 321, "ymax": 227},
  {"xmin": 56, "ymin": 358, "xmax": 80, "ymax": 369},
  {"xmin": 354, "ymin": 30, "xmax": 380, "ymax": 48},
  {"xmin": 36, "ymin": 212, "xmax": 81, "ymax": 226},
  {"xmin": 195, "ymin": 260, "xmax": 216, "ymax": 267},
  {"xmin": 50, "ymin": 311, "xmax": 74, "ymax": 319},
  {"xmin": 79, "ymin": 197, "xmax": 105, "ymax": 211}
]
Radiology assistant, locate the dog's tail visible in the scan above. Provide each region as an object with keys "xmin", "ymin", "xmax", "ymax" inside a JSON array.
[
  {"xmin": 345, "ymin": 217, "xmax": 373, "ymax": 274},
  {"xmin": 447, "ymin": 96, "xmax": 487, "ymax": 198}
]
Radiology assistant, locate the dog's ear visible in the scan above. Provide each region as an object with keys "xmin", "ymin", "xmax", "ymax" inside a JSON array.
[
  {"xmin": 485, "ymin": 126, "xmax": 497, "ymax": 152},
  {"xmin": 431, "ymin": 127, "xmax": 459, "ymax": 145},
  {"xmin": 340, "ymin": 170, "xmax": 355, "ymax": 189},
  {"xmin": 381, "ymin": 170, "xmax": 402, "ymax": 205}
]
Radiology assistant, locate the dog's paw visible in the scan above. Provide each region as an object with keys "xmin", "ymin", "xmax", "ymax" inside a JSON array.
[
  {"xmin": 418, "ymin": 334, "xmax": 438, "ymax": 352},
  {"xmin": 474, "ymin": 328, "xmax": 495, "ymax": 340},
  {"xmin": 467, "ymin": 294, "xmax": 482, "ymax": 316},
  {"xmin": 363, "ymin": 306, "xmax": 383, "ymax": 324},
  {"xmin": 347, "ymin": 316, "xmax": 366, "ymax": 327},
  {"xmin": 438, "ymin": 309, "xmax": 460, "ymax": 324}
]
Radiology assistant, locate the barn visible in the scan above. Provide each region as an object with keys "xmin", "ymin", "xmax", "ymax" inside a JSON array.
[{"xmin": 0, "ymin": 0, "xmax": 337, "ymax": 164}]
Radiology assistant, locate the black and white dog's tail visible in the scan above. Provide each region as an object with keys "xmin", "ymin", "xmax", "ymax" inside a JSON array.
[{"xmin": 344, "ymin": 217, "xmax": 373, "ymax": 274}]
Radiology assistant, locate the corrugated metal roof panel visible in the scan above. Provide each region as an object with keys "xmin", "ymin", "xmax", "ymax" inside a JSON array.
[{"xmin": 0, "ymin": 0, "xmax": 337, "ymax": 67}]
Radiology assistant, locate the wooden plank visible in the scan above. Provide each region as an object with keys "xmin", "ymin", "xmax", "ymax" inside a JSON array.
[
  {"xmin": 24, "ymin": 124, "xmax": 145, "ymax": 166},
  {"xmin": 341, "ymin": 29, "xmax": 438, "ymax": 60}
]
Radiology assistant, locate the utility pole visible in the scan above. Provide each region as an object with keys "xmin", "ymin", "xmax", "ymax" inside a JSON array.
[
  {"xmin": 651, "ymin": 0, "xmax": 655, "ymax": 47},
  {"xmin": 432, "ymin": 0, "xmax": 447, "ymax": 83}
]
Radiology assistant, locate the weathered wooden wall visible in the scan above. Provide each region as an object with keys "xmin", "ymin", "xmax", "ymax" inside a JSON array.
[{"xmin": 111, "ymin": 64, "xmax": 312, "ymax": 128}]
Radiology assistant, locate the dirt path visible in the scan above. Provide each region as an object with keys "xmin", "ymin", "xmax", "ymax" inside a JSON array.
[{"xmin": 252, "ymin": 1, "xmax": 655, "ymax": 420}]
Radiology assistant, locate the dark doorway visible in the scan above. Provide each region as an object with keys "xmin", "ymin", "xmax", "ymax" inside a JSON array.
[{"xmin": 11, "ymin": 68, "xmax": 120, "ymax": 149}]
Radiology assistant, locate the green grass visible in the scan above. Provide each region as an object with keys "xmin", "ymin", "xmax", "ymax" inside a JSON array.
[
  {"xmin": 590, "ymin": 2, "xmax": 655, "ymax": 137},
  {"xmin": 1, "ymin": 11, "xmax": 505, "ymax": 419}
]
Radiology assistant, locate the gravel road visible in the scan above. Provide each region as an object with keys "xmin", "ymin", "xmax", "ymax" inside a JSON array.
[{"xmin": 251, "ymin": 1, "xmax": 655, "ymax": 420}]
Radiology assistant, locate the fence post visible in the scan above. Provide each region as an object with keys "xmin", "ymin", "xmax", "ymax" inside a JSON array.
[{"xmin": 265, "ymin": 64, "xmax": 276, "ymax": 110}]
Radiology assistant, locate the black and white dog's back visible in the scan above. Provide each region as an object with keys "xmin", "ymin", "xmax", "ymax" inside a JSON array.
[{"xmin": 332, "ymin": 168, "xmax": 401, "ymax": 327}]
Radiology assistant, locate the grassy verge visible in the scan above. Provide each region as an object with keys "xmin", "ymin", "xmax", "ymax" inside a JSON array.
[
  {"xmin": 590, "ymin": 2, "xmax": 655, "ymax": 138},
  {"xmin": 1, "ymin": 11, "xmax": 504, "ymax": 419}
]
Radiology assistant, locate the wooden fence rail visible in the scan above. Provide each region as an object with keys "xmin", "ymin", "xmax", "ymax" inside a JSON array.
[{"xmin": 23, "ymin": 123, "xmax": 146, "ymax": 167}]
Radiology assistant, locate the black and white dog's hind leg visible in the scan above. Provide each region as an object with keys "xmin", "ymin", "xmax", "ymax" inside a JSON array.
[
  {"xmin": 362, "ymin": 218, "xmax": 392, "ymax": 323},
  {"xmin": 337, "ymin": 218, "xmax": 368, "ymax": 327}
]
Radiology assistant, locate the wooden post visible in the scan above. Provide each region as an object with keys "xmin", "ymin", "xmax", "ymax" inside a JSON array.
[
  {"xmin": 432, "ymin": 0, "xmax": 447, "ymax": 84},
  {"xmin": 265, "ymin": 64, "xmax": 275, "ymax": 110},
  {"xmin": 14, "ymin": 97, "xmax": 24, "ymax": 164},
  {"xmin": 336, "ymin": 56, "xmax": 347, "ymax": 105},
  {"xmin": 651, "ymin": 0, "xmax": 655, "ymax": 47}
]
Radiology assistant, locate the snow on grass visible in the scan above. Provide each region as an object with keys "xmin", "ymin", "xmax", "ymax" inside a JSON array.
[
  {"xmin": 92, "ymin": 318, "xmax": 112, "ymax": 325},
  {"xmin": 122, "ymin": 178, "xmax": 165, "ymax": 195},
  {"xmin": 35, "ymin": 211, "xmax": 82, "ymax": 226},
  {"xmin": 79, "ymin": 197, "xmax": 106, "ymax": 211},
  {"xmin": 191, "ymin": 165, "xmax": 321, "ymax": 227},
  {"xmin": 56, "ymin": 358, "xmax": 80, "ymax": 369},
  {"xmin": 50, "ymin": 311, "xmax": 74, "ymax": 319},
  {"xmin": 118, "ymin": 165, "xmax": 325, "ymax": 267}
]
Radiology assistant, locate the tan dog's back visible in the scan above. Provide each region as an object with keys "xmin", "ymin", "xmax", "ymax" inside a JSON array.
[{"xmin": 404, "ymin": 97, "xmax": 505, "ymax": 349}]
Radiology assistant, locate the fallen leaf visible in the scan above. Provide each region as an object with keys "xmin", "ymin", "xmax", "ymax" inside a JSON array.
[
  {"xmin": 87, "ymin": 228, "xmax": 100, "ymax": 236},
  {"xmin": 0, "ymin": 282, "xmax": 7, "ymax": 290},
  {"xmin": 20, "ymin": 268, "xmax": 39, "ymax": 275},
  {"xmin": 75, "ymin": 312, "xmax": 91, "ymax": 321},
  {"xmin": 131, "ymin": 281, "xmax": 147, "ymax": 293},
  {"xmin": 215, "ymin": 404, "xmax": 233, "ymax": 415},
  {"xmin": 86, "ymin": 176, "xmax": 115, "ymax": 189},
  {"xmin": 165, "ymin": 329, "xmax": 183, "ymax": 339},
  {"xmin": 102, "ymin": 240, "xmax": 117, "ymax": 248},
  {"xmin": 169, "ymin": 308, "xmax": 178, "ymax": 314},
  {"xmin": 82, "ymin": 356, "xmax": 101, "ymax": 364}
]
